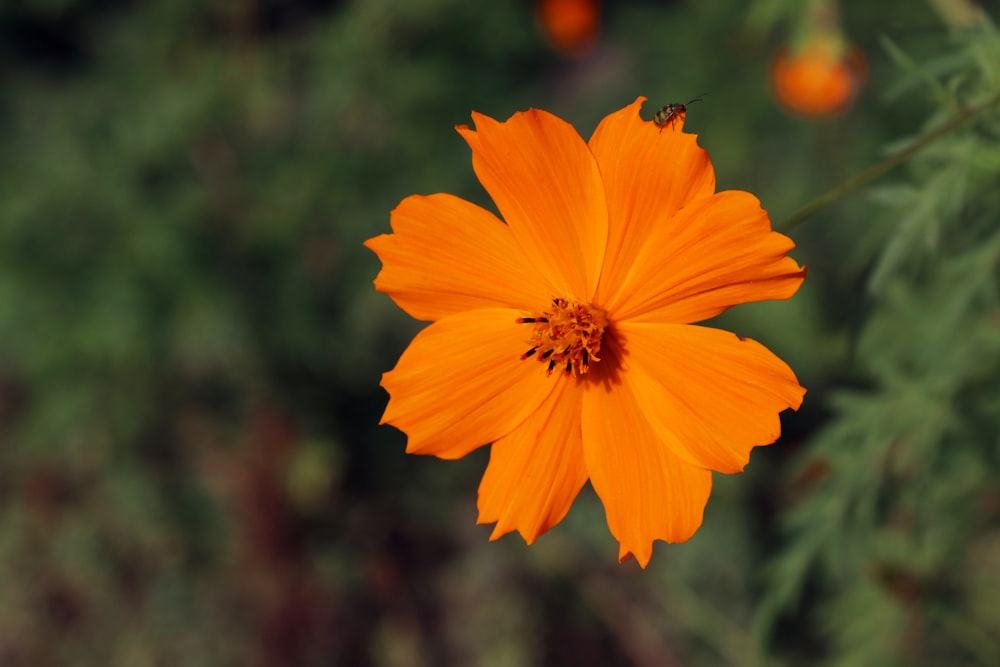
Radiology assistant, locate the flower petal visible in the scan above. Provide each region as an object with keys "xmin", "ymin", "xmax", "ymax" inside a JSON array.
[
  {"xmin": 477, "ymin": 378, "xmax": 587, "ymax": 544},
  {"xmin": 588, "ymin": 97, "xmax": 716, "ymax": 307},
  {"xmin": 457, "ymin": 108, "xmax": 608, "ymax": 301},
  {"xmin": 608, "ymin": 190, "xmax": 806, "ymax": 323},
  {"xmin": 380, "ymin": 308, "xmax": 556, "ymax": 459},
  {"xmin": 581, "ymin": 369, "xmax": 713, "ymax": 567},
  {"xmin": 618, "ymin": 321, "xmax": 805, "ymax": 474},
  {"xmin": 365, "ymin": 194, "xmax": 552, "ymax": 321}
]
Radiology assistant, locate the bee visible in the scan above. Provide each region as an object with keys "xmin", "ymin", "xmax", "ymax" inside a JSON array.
[{"xmin": 653, "ymin": 96, "xmax": 703, "ymax": 131}]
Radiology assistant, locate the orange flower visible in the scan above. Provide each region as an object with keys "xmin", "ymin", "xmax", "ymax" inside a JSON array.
[
  {"xmin": 536, "ymin": 0, "xmax": 600, "ymax": 57},
  {"xmin": 365, "ymin": 98, "xmax": 806, "ymax": 567},
  {"xmin": 771, "ymin": 36, "xmax": 866, "ymax": 117}
]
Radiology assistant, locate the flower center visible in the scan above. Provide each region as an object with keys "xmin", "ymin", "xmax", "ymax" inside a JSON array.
[{"xmin": 517, "ymin": 298, "xmax": 608, "ymax": 376}]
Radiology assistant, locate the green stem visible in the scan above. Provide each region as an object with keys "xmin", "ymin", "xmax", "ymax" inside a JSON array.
[{"xmin": 775, "ymin": 91, "xmax": 1000, "ymax": 233}]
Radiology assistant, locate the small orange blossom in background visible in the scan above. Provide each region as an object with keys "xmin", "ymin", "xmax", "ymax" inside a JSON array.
[
  {"xmin": 771, "ymin": 34, "xmax": 867, "ymax": 117},
  {"xmin": 536, "ymin": 0, "xmax": 600, "ymax": 57},
  {"xmin": 365, "ymin": 97, "xmax": 806, "ymax": 567}
]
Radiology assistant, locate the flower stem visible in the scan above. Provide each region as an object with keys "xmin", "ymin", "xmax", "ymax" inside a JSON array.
[{"xmin": 775, "ymin": 91, "xmax": 1000, "ymax": 233}]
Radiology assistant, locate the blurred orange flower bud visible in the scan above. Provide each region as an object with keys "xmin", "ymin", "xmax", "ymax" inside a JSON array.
[
  {"xmin": 771, "ymin": 36, "xmax": 866, "ymax": 117},
  {"xmin": 537, "ymin": 0, "xmax": 600, "ymax": 57}
]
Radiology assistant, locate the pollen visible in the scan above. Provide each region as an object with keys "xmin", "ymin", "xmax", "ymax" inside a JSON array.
[{"xmin": 517, "ymin": 298, "xmax": 608, "ymax": 376}]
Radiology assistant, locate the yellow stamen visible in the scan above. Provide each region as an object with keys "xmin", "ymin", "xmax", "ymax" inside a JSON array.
[{"xmin": 517, "ymin": 298, "xmax": 608, "ymax": 376}]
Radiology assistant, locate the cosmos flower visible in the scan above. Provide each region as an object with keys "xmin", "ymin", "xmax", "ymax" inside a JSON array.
[
  {"xmin": 536, "ymin": 0, "xmax": 601, "ymax": 57},
  {"xmin": 365, "ymin": 97, "xmax": 806, "ymax": 566},
  {"xmin": 771, "ymin": 35, "xmax": 866, "ymax": 117}
]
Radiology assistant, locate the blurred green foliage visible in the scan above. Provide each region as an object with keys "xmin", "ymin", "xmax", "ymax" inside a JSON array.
[{"xmin": 0, "ymin": 0, "xmax": 999, "ymax": 665}]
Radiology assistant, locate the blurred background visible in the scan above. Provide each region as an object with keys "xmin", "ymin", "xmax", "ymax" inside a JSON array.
[{"xmin": 2, "ymin": 0, "xmax": 1000, "ymax": 665}]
